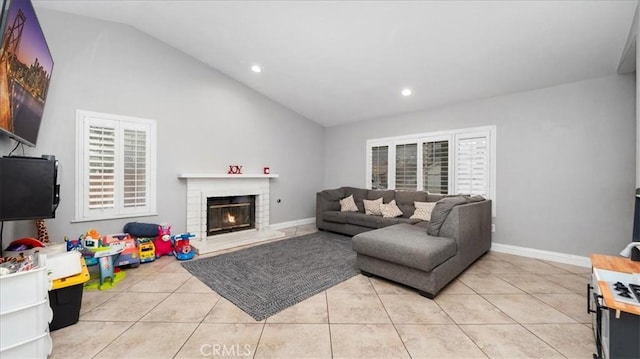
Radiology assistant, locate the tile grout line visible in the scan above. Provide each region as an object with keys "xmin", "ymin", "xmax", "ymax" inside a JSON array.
[{"xmin": 368, "ymin": 276, "xmax": 413, "ymax": 359}]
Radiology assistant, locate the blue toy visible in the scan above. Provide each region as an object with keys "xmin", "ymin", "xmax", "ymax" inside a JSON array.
[{"xmin": 171, "ymin": 233, "xmax": 196, "ymax": 260}]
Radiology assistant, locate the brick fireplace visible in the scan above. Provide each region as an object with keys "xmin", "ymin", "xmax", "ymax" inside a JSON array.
[{"xmin": 178, "ymin": 173, "xmax": 284, "ymax": 254}]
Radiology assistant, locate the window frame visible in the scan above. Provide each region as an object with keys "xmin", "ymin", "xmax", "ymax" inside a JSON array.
[
  {"xmin": 75, "ymin": 110, "xmax": 157, "ymax": 222},
  {"xmin": 365, "ymin": 126, "xmax": 496, "ymax": 215}
]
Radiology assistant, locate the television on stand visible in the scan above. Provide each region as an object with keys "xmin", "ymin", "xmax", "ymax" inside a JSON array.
[{"xmin": 0, "ymin": 0, "xmax": 54, "ymax": 147}]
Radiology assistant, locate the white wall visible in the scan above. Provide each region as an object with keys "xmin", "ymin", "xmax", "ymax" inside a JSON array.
[
  {"xmin": 324, "ymin": 75, "xmax": 636, "ymax": 257},
  {"xmin": 2, "ymin": 8, "xmax": 325, "ymax": 245}
]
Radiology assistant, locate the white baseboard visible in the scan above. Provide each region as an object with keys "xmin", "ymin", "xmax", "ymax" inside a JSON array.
[
  {"xmin": 270, "ymin": 217, "xmax": 315, "ymax": 230},
  {"xmin": 491, "ymin": 242, "xmax": 591, "ymax": 268}
]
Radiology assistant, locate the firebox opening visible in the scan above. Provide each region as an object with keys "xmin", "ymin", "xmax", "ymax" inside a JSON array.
[{"xmin": 207, "ymin": 195, "xmax": 256, "ymax": 236}]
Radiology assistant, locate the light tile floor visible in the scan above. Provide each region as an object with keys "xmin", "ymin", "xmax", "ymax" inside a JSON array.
[{"xmin": 50, "ymin": 224, "xmax": 595, "ymax": 359}]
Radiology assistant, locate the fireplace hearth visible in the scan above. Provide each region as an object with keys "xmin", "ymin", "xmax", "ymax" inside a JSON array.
[{"xmin": 207, "ymin": 195, "xmax": 256, "ymax": 236}]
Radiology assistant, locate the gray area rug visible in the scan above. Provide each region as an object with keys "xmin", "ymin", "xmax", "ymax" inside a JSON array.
[{"xmin": 181, "ymin": 231, "xmax": 357, "ymax": 320}]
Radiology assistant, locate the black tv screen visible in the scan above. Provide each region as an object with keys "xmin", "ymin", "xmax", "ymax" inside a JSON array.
[
  {"xmin": 0, "ymin": 155, "xmax": 59, "ymax": 221},
  {"xmin": 0, "ymin": 0, "xmax": 53, "ymax": 147}
]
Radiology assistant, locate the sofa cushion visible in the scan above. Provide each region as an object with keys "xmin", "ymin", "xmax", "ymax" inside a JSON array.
[
  {"xmin": 352, "ymin": 223, "xmax": 457, "ymax": 272},
  {"xmin": 376, "ymin": 217, "xmax": 421, "ymax": 228},
  {"xmin": 410, "ymin": 201, "xmax": 437, "ymax": 221},
  {"xmin": 381, "ymin": 200, "xmax": 403, "ymax": 218},
  {"xmin": 367, "ymin": 189, "xmax": 395, "ymax": 204},
  {"xmin": 363, "ymin": 197, "xmax": 383, "ymax": 215},
  {"xmin": 346, "ymin": 212, "xmax": 383, "ymax": 228},
  {"xmin": 323, "ymin": 211, "xmax": 348, "ymax": 224},
  {"xmin": 319, "ymin": 188, "xmax": 345, "ymax": 211},
  {"xmin": 344, "ymin": 187, "xmax": 369, "ymax": 212},
  {"xmin": 395, "ymin": 191, "xmax": 428, "ymax": 218},
  {"xmin": 340, "ymin": 194, "xmax": 359, "ymax": 212},
  {"xmin": 427, "ymin": 196, "xmax": 469, "ymax": 236}
]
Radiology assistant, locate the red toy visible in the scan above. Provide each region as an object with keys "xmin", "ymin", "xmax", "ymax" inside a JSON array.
[
  {"xmin": 171, "ymin": 233, "xmax": 196, "ymax": 260},
  {"xmin": 154, "ymin": 224, "xmax": 173, "ymax": 258}
]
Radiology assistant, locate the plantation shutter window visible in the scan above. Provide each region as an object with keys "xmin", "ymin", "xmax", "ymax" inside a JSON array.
[
  {"xmin": 423, "ymin": 140, "xmax": 449, "ymax": 194},
  {"xmin": 365, "ymin": 126, "xmax": 495, "ymax": 215},
  {"xmin": 76, "ymin": 110, "xmax": 156, "ymax": 221},
  {"xmin": 88, "ymin": 125, "xmax": 116, "ymax": 210},
  {"xmin": 395, "ymin": 143, "xmax": 417, "ymax": 191},
  {"xmin": 455, "ymin": 134, "xmax": 489, "ymax": 196},
  {"xmin": 123, "ymin": 129, "xmax": 147, "ymax": 208},
  {"xmin": 371, "ymin": 145, "xmax": 389, "ymax": 189}
]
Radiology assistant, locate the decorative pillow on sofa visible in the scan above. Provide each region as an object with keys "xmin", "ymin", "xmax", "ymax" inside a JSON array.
[
  {"xmin": 410, "ymin": 201, "xmax": 436, "ymax": 221},
  {"xmin": 380, "ymin": 199, "xmax": 403, "ymax": 218},
  {"xmin": 340, "ymin": 194, "xmax": 359, "ymax": 212},
  {"xmin": 363, "ymin": 198, "xmax": 383, "ymax": 215}
]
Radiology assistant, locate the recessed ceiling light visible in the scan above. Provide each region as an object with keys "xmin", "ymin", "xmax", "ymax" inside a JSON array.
[
  {"xmin": 251, "ymin": 65, "xmax": 262, "ymax": 73},
  {"xmin": 401, "ymin": 88, "xmax": 413, "ymax": 97}
]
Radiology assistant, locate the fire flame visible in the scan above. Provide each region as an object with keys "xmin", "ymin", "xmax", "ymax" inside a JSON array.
[{"xmin": 226, "ymin": 212, "xmax": 236, "ymax": 224}]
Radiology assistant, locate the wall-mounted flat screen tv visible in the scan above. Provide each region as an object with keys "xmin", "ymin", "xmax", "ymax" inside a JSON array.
[{"xmin": 0, "ymin": 0, "xmax": 53, "ymax": 147}]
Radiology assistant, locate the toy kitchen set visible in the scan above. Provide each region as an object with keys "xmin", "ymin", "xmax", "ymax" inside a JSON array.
[{"xmin": 589, "ymin": 250, "xmax": 640, "ymax": 359}]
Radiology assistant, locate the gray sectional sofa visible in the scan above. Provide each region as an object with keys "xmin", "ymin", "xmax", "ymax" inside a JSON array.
[{"xmin": 316, "ymin": 186, "xmax": 492, "ymax": 298}]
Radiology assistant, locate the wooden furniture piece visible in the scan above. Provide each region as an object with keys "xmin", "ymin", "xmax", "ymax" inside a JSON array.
[{"xmin": 589, "ymin": 254, "xmax": 640, "ymax": 359}]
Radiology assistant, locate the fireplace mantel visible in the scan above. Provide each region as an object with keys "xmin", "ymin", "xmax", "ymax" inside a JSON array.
[{"xmin": 178, "ymin": 173, "xmax": 279, "ymax": 179}]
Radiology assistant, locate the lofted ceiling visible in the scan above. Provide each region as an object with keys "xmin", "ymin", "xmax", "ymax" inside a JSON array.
[{"xmin": 34, "ymin": 0, "xmax": 637, "ymax": 127}]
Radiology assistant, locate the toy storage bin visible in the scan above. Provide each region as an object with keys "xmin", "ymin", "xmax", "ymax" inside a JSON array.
[
  {"xmin": 0, "ymin": 255, "xmax": 50, "ymax": 312},
  {"xmin": 47, "ymin": 250, "xmax": 82, "ymax": 280},
  {"xmin": 0, "ymin": 332, "xmax": 52, "ymax": 359},
  {"xmin": 0, "ymin": 299, "xmax": 52, "ymax": 351},
  {"xmin": 48, "ymin": 257, "xmax": 90, "ymax": 331}
]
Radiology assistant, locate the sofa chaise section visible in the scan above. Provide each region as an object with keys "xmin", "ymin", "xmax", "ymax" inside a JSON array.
[{"xmin": 352, "ymin": 199, "xmax": 492, "ymax": 298}]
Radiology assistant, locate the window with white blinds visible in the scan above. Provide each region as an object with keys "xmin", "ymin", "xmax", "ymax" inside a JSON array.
[
  {"xmin": 123, "ymin": 129, "xmax": 147, "ymax": 208},
  {"xmin": 88, "ymin": 125, "xmax": 116, "ymax": 210},
  {"xmin": 371, "ymin": 145, "xmax": 388, "ymax": 189},
  {"xmin": 454, "ymin": 134, "xmax": 488, "ymax": 196},
  {"xmin": 395, "ymin": 143, "xmax": 417, "ymax": 191},
  {"xmin": 76, "ymin": 110, "xmax": 157, "ymax": 221},
  {"xmin": 366, "ymin": 126, "xmax": 495, "ymax": 213},
  {"xmin": 423, "ymin": 140, "xmax": 449, "ymax": 194}
]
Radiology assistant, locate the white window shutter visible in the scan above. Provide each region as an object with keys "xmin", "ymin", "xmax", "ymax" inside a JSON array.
[
  {"xmin": 395, "ymin": 143, "xmax": 417, "ymax": 191},
  {"xmin": 423, "ymin": 140, "xmax": 449, "ymax": 194},
  {"xmin": 454, "ymin": 134, "xmax": 488, "ymax": 196},
  {"xmin": 123, "ymin": 129, "xmax": 148, "ymax": 208},
  {"xmin": 370, "ymin": 145, "xmax": 389, "ymax": 189},
  {"xmin": 76, "ymin": 110, "xmax": 156, "ymax": 221},
  {"xmin": 87, "ymin": 124, "xmax": 116, "ymax": 210}
]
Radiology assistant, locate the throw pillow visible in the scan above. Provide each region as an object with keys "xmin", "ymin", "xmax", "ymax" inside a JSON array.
[
  {"xmin": 339, "ymin": 194, "xmax": 359, "ymax": 212},
  {"xmin": 410, "ymin": 201, "xmax": 436, "ymax": 221},
  {"xmin": 380, "ymin": 199, "xmax": 403, "ymax": 218},
  {"xmin": 363, "ymin": 197, "xmax": 383, "ymax": 215}
]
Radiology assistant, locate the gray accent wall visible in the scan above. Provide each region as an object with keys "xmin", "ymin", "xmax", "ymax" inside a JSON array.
[
  {"xmin": 2, "ymin": 9, "xmax": 324, "ymax": 245},
  {"xmin": 324, "ymin": 74, "xmax": 636, "ymax": 257}
]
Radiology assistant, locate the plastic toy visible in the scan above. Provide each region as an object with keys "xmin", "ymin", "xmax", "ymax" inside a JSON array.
[
  {"xmin": 82, "ymin": 229, "xmax": 102, "ymax": 249},
  {"xmin": 171, "ymin": 233, "xmax": 196, "ymax": 260},
  {"xmin": 93, "ymin": 246, "xmax": 123, "ymax": 286},
  {"xmin": 137, "ymin": 238, "xmax": 156, "ymax": 263},
  {"xmin": 6, "ymin": 237, "xmax": 45, "ymax": 251},
  {"xmin": 154, "ymin": 224, "xmax": 173, "ymax": 258},
  {"xmin": 78, "ymin": 229, "xmax": 103, "ymax": 266},
  {"xmin": 103, "ymin": 233, "xmax": 140, "ymax": 268},
  {"xmin": 65, "ymin": 236, "xmax": 84, "ymax": 252}
]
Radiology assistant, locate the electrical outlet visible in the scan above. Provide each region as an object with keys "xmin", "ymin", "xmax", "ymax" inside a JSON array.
[{"xmin": 491, "ymin": 224, "xmax": 496, "ymax": 233}]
